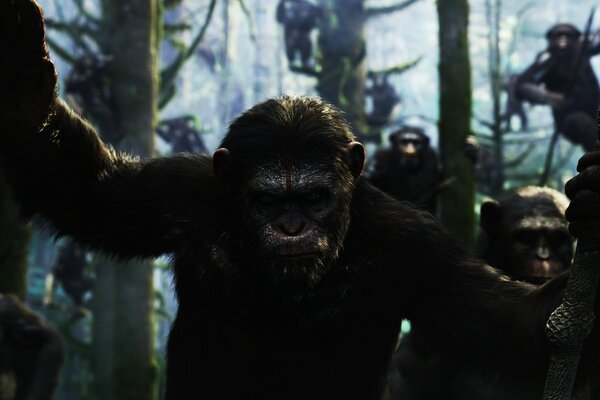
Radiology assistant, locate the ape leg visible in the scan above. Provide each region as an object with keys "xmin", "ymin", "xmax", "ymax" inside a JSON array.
[
  {"xmin": 299, "ymin": 35, "xmax": 313, "ymax": 67},
  {"xmin": 561, "ymin": 112, "xmax": 597, "ymax": 152},
  {"xmin": 285, "ymin": 35, "xmax": 297, "ymax": 63}
]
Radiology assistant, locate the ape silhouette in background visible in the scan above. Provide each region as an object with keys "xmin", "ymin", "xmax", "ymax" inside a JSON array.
[
  {"xmin": 368, "ymin": 127, "xmax": 443, "ymax": 215},
  {"xmin": 44, "ymin": 240, "xmax": 94, "ymax": 310},
  {"xmin": 63, "ymin": 54, "xmax": 120, "ymax": 143},
  {"xmin": 2, "ymin": 2, "xmax": 600, "ymax": 399},
  {"xmin": 157, "ymin": 116, "xmax": 208, "ymax": 155},
  {"xmin": 276, "ymin": 0, "xmax": 322, "ymax": 69},
  {"xmin": 386, "ymin": 186, "xmax": 576, "ymax": 400},
  {"xmin": 516, "ymin": 23, "xmax": 600, "ymax": 151},
  {"xmin": 0, "ymin": 295, "xmax": 63, "ymax": 400},
  {"xmin": 365, "ymin": 73, "xmax": 401, "ymax": 128},
  {"xmin": 501, "ymin": 73, "xmax": 529, "ymax": 131}
]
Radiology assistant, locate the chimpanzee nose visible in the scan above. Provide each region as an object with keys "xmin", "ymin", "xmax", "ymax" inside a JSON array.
[
  {"xmin": 536, "ymin": 239, "xmax": 551, "ymax": 260},
  {"xmin": 277, "ymin": 216, "xmax": 307, "ymax": 237}
]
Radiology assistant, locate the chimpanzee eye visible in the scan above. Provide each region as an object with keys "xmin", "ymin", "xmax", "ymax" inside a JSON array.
[
  {"xmin": 254, "ymin": 193, "xmax": 279, "ymax": 207},
  {"xmin": 514, "ymin": 230, "xmax": 537, "ymax": 246},
  {"xmin": 304, "ymin": 191, "xmax": 328, "ymax": 204}
]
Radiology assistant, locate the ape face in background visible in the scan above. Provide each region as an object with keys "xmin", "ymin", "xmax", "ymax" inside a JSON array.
[
  {"xmin": 390, "ymin": 127, "xmax": 430, "ymax": 171},
  {"xmin": 478, "ymin": 186, "xmax": 573, "ymax": 284},
  {"xmin": 546, "ymin": 24, "xmax": 581, "ymax": 58},
  {"xmin": 214, "ymin": 97, "xmax": 365, "ymax": 291}
]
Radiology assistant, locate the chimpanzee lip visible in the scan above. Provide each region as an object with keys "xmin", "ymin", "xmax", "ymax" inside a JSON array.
[{"xmin": 268, "ymin": 252, "xmax": 321, "ymax": 260}]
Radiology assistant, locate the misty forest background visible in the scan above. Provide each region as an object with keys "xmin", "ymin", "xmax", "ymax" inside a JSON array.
[{"xmin": 0, "ymin": 0, "xmax": 598, "ymax": 399}]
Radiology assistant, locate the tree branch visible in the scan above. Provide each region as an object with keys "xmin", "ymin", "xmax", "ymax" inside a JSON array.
[
  {"xmin": 289, "ymin": 64, "xmax": 321, "ymax": 78},
  {"xmin": 160, "ymin": 0, "xmax": 218, "ymax": 108},
  {"xmin": 366, "ymin": 0, "xmax": 422, "ymax": 18},
  {"xmin": 368, "ymin": 57, "xmax": 422, "ymax": 77}
]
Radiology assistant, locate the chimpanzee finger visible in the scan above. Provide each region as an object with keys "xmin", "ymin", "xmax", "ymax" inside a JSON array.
[
  {"xmin": 565, "ymin": 190, "xmax": 600, "ymax": 222},
  {"xmin": 577, "ymin": 150, "xmax": 600, "ymax": 172},
  {"xmin": 564, "ymin": 165, "xmax": 600, "ymax": 200},
  {"xmin": 568, "ymin": 219, "xmax": 600, "ymax": 239}
]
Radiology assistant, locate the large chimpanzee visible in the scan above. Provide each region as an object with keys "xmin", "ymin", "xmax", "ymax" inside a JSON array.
[
  {"xmin": 44, "ymin": 239, "xmax": 94, "ymax": 309},
  {"xmin": 365, "ymin": 73, "xmax": 401, "ymax": 128},
  {"xmin": 385, "ymin": 186, "xmax": 576, "ymax": 400},
  {"xmin": 516, "ymin": 23, "xmax": 600, "ymax": 151},
  {"xmin": 1, "ymin": 2, "xmax": 600, "ymax": 399},
  {"xmin": 157, "ymin": 116, "xmax": 208, "ymax": 154},
  {"xmin": 276, "ymin": 0, "xmax": 322, "ymax": 69},
  {"xmin": 0, "ymin": 294, "xmax": 63, "ymax": 400},
  {"xmin": 368, "ymin": 127, "xmax": 442, "ymax": 215}
]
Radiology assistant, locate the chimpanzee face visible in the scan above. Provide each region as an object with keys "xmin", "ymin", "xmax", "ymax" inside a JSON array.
[
  {"xmin": 548, "ymin": 28, "xmax": 579, "ymax": 57},
  {"xmin": 507, "ymin": 216, "xmax": 573, "ymax": 284},
  {"xmin": 394, "ymin": 132, "xmax": 426, "ymax": 169},
  {"xmin": 239, "ymin": 159, "xmax": 354, "ymax": 289}
]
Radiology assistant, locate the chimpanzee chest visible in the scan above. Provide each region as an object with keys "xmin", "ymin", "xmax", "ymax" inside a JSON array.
[{"xmin": 169, "ymin": 256, "xmax": 402, "ymax": 399}]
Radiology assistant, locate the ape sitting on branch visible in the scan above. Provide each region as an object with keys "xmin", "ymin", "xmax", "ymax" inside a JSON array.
[
  {"xmin": 0, "ymin": 294, "xmax": 63, "ymax": 400},
  {"xmin": 365, "ymin": 73, "xmax": 401, "ymax": 128},
  {"xmin": 516, "ymin": 23, "xmax": 600, "ymax": 151},
  {"xmin": 1, "ymin": 2, "xmax": 600, "ymax": 399},
  {"xmin": 276, "ymin": 0, "xmax": 322, "ymax": 69},
  {"xmin": 157, "ymin": 116, "xmax": 208, "ymax": 154}
]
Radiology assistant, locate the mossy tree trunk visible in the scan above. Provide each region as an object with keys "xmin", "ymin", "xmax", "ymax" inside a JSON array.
[
  {"xmin": 317, "ymin": 0, "xmax": 368, "ymax": 137},
  {"xmin": 0, "ymin": 176, "xmax": 30, "ymax": 299},
  {"xmin": 437, "ymin": 0, "xmax": 475, "ymax": 246},
  {"xmin": 91, "ymin": 1, "xmax": 161, "ymax": 399},
  {"xmin": 313, "ymin": 0, "xmax": 420, "ymax": 138}
]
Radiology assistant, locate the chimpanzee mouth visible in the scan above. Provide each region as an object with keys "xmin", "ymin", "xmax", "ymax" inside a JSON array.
[{"xmin": 268, "ymin": 252, "xmax": 322, "ymax": 261}]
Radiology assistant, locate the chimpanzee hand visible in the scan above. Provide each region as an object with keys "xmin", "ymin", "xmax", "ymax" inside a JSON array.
[
  {"xmin": 0, "ymin": 0, "xmax": 56, "ymax": 126},
  {"xmin": 565, "ymin": 149, "xmax": 600, "ymax": 238}
]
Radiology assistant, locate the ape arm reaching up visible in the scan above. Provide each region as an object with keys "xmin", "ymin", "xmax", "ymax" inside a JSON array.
[
  {"xmin": 0, "ymin": 0, "xmax": 221, "ymax": 258},
  {"xmin": 1, "ymin": 100, "xmax": 221, "ymax": 258}
]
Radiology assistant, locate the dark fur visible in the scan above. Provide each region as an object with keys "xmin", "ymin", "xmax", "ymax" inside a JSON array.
[
  {"xmin": 0, "ymin": 294, "xmax": 63, "ymax": 400},
  {"xmin": 516, "ymin": 23, "xmax": 600, "ymax": 151},
  {"xmin": 1, "ymin": 95, "xmax": 599, "ymax": 398},
  {"xmin": 368, "ymin": 127, "xmax": 442, "ymax": 215},
  {"xmin": 385, "ymin": 187, "xmax": 576, "ymax": 400},
  {"xmin": 49, "ymin": 239, "xmax": 94, "ymax": 306},
  {"xmin": 477, "ymin": 186, "xmax": 573, "ymax": 282},
  {"xmin": 276, "ymin": 0, "xmax": 321, "ymax": 67}
]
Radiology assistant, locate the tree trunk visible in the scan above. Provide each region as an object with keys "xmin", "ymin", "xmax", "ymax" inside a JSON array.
[
  {"xmin": 437, "ymin": 0, "xmax": 475, "ymax": 246},
  {"xmin": 317, "ymin": 0, "xmax": 368, "ymax": 137},
  {"xmin": 0, "ymin": 176, "xmax": 30, "ymax": 299},
  {"xmin": 486, "ymin": 0, "xmax": 504, "ymax": 195},
  {"xmin": 92, "ymin": 1, "xmax": 160, "ymax": 399}
]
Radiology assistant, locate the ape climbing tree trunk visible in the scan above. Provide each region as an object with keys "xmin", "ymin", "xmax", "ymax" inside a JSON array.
[
  {"xmin": 543, "ymin": 119, "xmax": 600, "ymax": 400},
  {"xmin": 436, "ymin": 0, "xmax": 476, "ymax": 246}
]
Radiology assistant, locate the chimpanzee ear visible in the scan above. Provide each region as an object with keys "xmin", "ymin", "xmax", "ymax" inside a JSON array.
[
  {"xmin": 389, "ymin": 132, "xmax": 399, "ymax": 145},
  {"xmin": 347, "ymin": 141, "xmax": 365, "ymax": 180},
  {"xmin": 480, "ymin": 200, "xmax": 503, "ymax": 234},
  {"xmin": 213, "ymin": 148, "xmax": 231, "ymax": 182}
]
